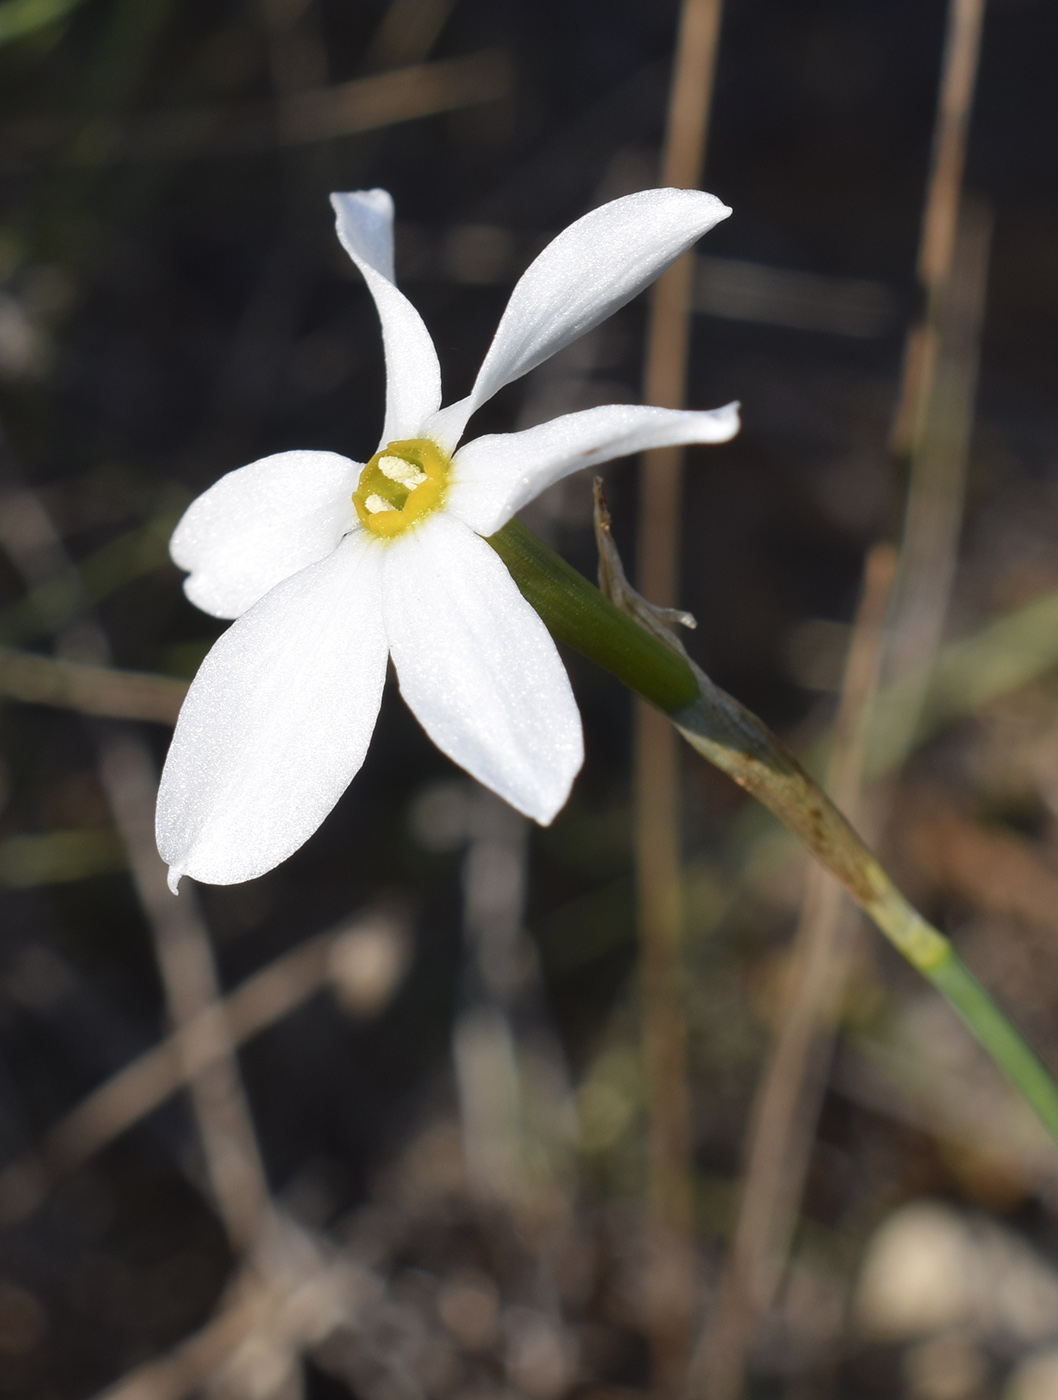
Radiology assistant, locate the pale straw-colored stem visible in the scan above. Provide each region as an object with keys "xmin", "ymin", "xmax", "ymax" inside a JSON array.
[
  {"xmin": 96, "ymin": 731, "xmax": 275, "ymax": 1255},
  {"xmin": 0, "ymin": 925, "xmax": 351, "ymax": 1229},
  {"xmin": 0, "ymin": 644, "xmax": 186, "ymax": 721},
  {"xmin": 889, "ymin": 0, "xmax": 986, "ymax": 459},
  {"xmin": 688, "ymin": 544, "xmax": 895, "ymax": 1400},
  {"xmin": 688, "ymin": 6, "xmax": 989, "ymax": 1388},
  {"xmin": 0, "ymin": 448, "xmax": 274, "ymax": 1258},
  {"xmin": 634, "ymin": 1, "xmax": 726, "ymax": 1385}
]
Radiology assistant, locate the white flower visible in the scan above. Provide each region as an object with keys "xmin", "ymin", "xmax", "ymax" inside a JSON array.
[{"xmin": 156, "ymin": 187, "xmax": 739, "ymax": 891}]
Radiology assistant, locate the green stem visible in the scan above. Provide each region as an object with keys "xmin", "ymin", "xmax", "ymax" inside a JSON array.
[
  {"xmin": 488, "ymin": 518, "xmax": 699, "ymax": 713},
  {"xmin": 488, "ymin": 519, "xmax": 1058, "ymax": 1146},
  {"xmin": 870, "ymin": 883, "xmax": 1058, "ymax": 1141}
]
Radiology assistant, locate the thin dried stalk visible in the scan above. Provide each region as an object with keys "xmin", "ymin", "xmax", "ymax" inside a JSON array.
[
  {"xmin": 257, "ymin": 0, "xmax": 327, "ymax": 100},
  {"xmin": 0, "ymin": 458, "xmax": 273, "ymax": 1258},
  {"xmin": 889, "ymin": 0, "xmax": 986, "ymax": 458},
  {"xmin": 92, "ymin": 1277, "xmax": 278, "ymax": 1400},
  {"xmin": 0, "ymin": 644, "xmax": 186, "ymax": 722},
  {"xmin": 883, "ymin": 197, "xmax": 992, "ymax": 746},
  {"xmin": 363, "ymin": 0, "xmax": 457, "ymax": 71},
  {"xmin": 90, "ymin": 1240, "xmax": 373, "ymax": 1400},
  {"xmin": 633, "ymin": 1, "xmax": 725, "ymax": 1386},
  {"xmin": 0, "ymin": 52, "xmax": 514, "ymax": 166},
  {"xmin": 688, "ymin": 544, "xmax": 895, "ymax": 1400},
  {"xmin": 102, "ymin": 734, "xmax": 277, "ymax": 1255},
  {"xmin": 882, "ymin": 0, "xmax": 988, "ymax": 782},
  {"xmin": 0, "ymin": 927, "xmax": 347, "ymax": 1229},
  {"xmin": 454, "ymin": 789, "xmax": 529, "ymax": 1201},
  {"xmin": 689, "ymin": 7, "xmax": 990, "ymax": 1387}
]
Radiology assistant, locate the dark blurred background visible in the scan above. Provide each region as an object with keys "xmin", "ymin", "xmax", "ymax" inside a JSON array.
[{"xmin": 2, "ymin": 2, "xmax": 1058, "ymax": 1397}]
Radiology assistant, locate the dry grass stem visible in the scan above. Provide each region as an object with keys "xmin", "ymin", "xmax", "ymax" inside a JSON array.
[
  {"xmin": 0, "ymin": 52, "xmax": 513, "ymax": 167},
  {"xmin": 91, "ymin": 1275, "xmax": 278, "ymax": 1400},
  {"xmin": 889, "ymin": 0, "xmax": 985, "ymax": 458},
  {"xmin": 633, "ymin": 2, "xmax": 726, "ymax": 1388},
  {"xmin": 0, "ymin": 919, "xmax": 366, "ymax": 1229},
  {"xmin": 884, "ymin": 197, "xmax": 992, "ymax": 728},
  {"xmin": 454, "ymin": 789, "xmax": 529, "ymax": 1201},
  {"xmin": 689, "ymin": 544, "xmax": 895, "ymax": 1400},
  {"xmin": 97, "ymin": 731, "xmax": 275, "ymax": 1256},
  {"xmin": 910, "ymin": 802, "xmax": 1058, "ymax": 935},
  {"xmin": 0, "ymin": 644, "xmax": 186, "ymax": 722},
  {"xmin": 690, "ymin": 11, "xmax": 989, "ymax": 1388},
  {"xmin": 0, "ymin": 472, "xmax": 273, "ymax": 1260},
  {"xmin": 363, "ymin": 0, "xmax": 457, "ymax": 71},
  {"xmin": 257, "ymin": 0, "xmax": 327, "ymax": 100}
]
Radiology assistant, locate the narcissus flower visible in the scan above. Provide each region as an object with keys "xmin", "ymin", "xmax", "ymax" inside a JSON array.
[{"xmin": 157, "ymin": 187, "xmax": 739, "ymax": 890}]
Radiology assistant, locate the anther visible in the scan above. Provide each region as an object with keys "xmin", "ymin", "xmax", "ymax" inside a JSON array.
[
  {"xmin": 364, "ymin": 494, "xmax": 397, "ymax": 514},
  {"xmin": 378, "ymin": 455, "xmax": 427, "ymax": 488}
]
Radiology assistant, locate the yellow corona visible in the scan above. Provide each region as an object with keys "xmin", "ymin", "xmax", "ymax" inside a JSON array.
[{"xmin": 352, "ymin": 437, "xmax": 450, "ymax": 538}]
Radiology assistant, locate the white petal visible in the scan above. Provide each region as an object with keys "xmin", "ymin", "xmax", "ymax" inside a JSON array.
[
  {"xmin": 425, "ymin": 188, "xmax": 732, "ymax": 449},
  {"xmin": 171, "ymin": 450, "xmax": 360, "ymax": 620},
  {"xmin": 331, "ymin": 190, "xmax": 442, "ymax": 445},
  {"xmin": 383, "ymin": 514, "xmax": 582, "ymax": 823},
  {"xmin": 157, "ymin": 533, "xmax": 388, "ymax": 888},
  {"xmin": 447, "ymin": 401, "xmax": 741, "ymax": 536}
]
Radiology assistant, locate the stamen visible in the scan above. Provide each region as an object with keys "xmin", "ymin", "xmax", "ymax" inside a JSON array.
[
  {"xmin": 364, "ymin": 493, "xmax": 397, "ymax": 514},
  {"xmin": 378, "ymin": 455, "xmax": 427, "ymax": 487}
]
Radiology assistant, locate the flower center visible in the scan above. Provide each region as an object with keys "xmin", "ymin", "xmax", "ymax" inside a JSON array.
[{"xmin": 353, "ymin": 438, "xmax": 450, "ymax": 538}]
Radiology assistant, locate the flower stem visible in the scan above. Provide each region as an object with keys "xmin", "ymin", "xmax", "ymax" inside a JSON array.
[
  {"xmin": 488, "ymin": 518, "xmax": 698, "ymax": 713},
  {"xmin": 489, "ymin": 518, "xmax": 1058, "ymax": 1145}
]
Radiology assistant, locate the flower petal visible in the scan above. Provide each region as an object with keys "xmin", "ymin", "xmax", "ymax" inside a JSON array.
[
  {"xmin": 331, "ymin": 189, "xmax": 442, "ymax": 445},
  {"xmin": 383, "ymin": 514, "xmax": 582, "ymax": 823},
  {"xmin": 425, "ymin": 188, "xmax": 731, "ymax": 450},
  {"xmin": 157, "ymin": 532, "xmax": 388, "ymax": 889},
  {"xmin": 447, "ymin": 401, "xmax": 741, "ymax": 536},
  {"xmin": 171, "ymin": 450, "xmax": 360, "ymax": 620}
]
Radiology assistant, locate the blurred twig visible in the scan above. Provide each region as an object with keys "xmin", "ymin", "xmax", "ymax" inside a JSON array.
[
  {"xmin": 633, "ymin": 0, "xmax": 725, "ymax": 1387},
  {"xmin": 0, "ymin": 493, "xmax": 186, "ymax": 644},
  {"xmin": 0, "ymin": 923, "xmax": 353, "ymax": 1230},
  {"xmin": 91, "ymin": 1237, "xmax": 379, "ymax": 1400},
  {"xmin": 363, "ymin": 0, "xmax": 457, "ymax": 71},
  {"xmin": 453, "ymin": 786, "xmax": 576, "ymax": 1214},
  {"xmin": 98, "ymin": 733, "xmax": 276, "ymax": 1257},
  {"xmin": 909, "ymin": 800, "xmax": 1058, "ymax": 936},
  {"xmin": 256, "ymin": 0, "xmax": 327, "ymax": 101},
  {"xmin": 0, "ymin": 645, "xmax": 186, "ymax": 721},
  {"xmin": 889, "ymin": 0, "xmax": 987, "ymax": 460},
  {"xmin": 0, "ymin": 52, "xmax": 515, "ymax": 167},
  {"xmin": 454, "ymin": 789, "xmax": 529, "ymax": 1202},
  {"xmin": 882, "ymin": 196, "xmax": 992, "ymax": 749},
  {"xmin": 690, "ymin": 543, "xmax": 895, "ymax": 1400},
  {"xmin": 92, "ymin": 1276, "xmax": 278, "ymax": 1400},
  {"xmin": 692, "ymin": 11, "xmax": 989, "ymax": 1387},
  {"xmin": 692, "ymin": 10, "xmax": 989, "ymax": 1389},
  {"xmin": 0, "ymin": 454, "xmax": 274, "ymax": 1260},
  {"xmin": 866, "ymin": 587, "xmax": 1058, "ymax": 777},
  {"xmin": 0, "ymin": 826, "xmax": 126, "ymax": 886},
  {"xmin": 774, "ymin": 581, "xmax": 1058, "ymax": 845},
  {"xmin": 882, "ymin": 0, "xmax": 988, "ymax": 727}
]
